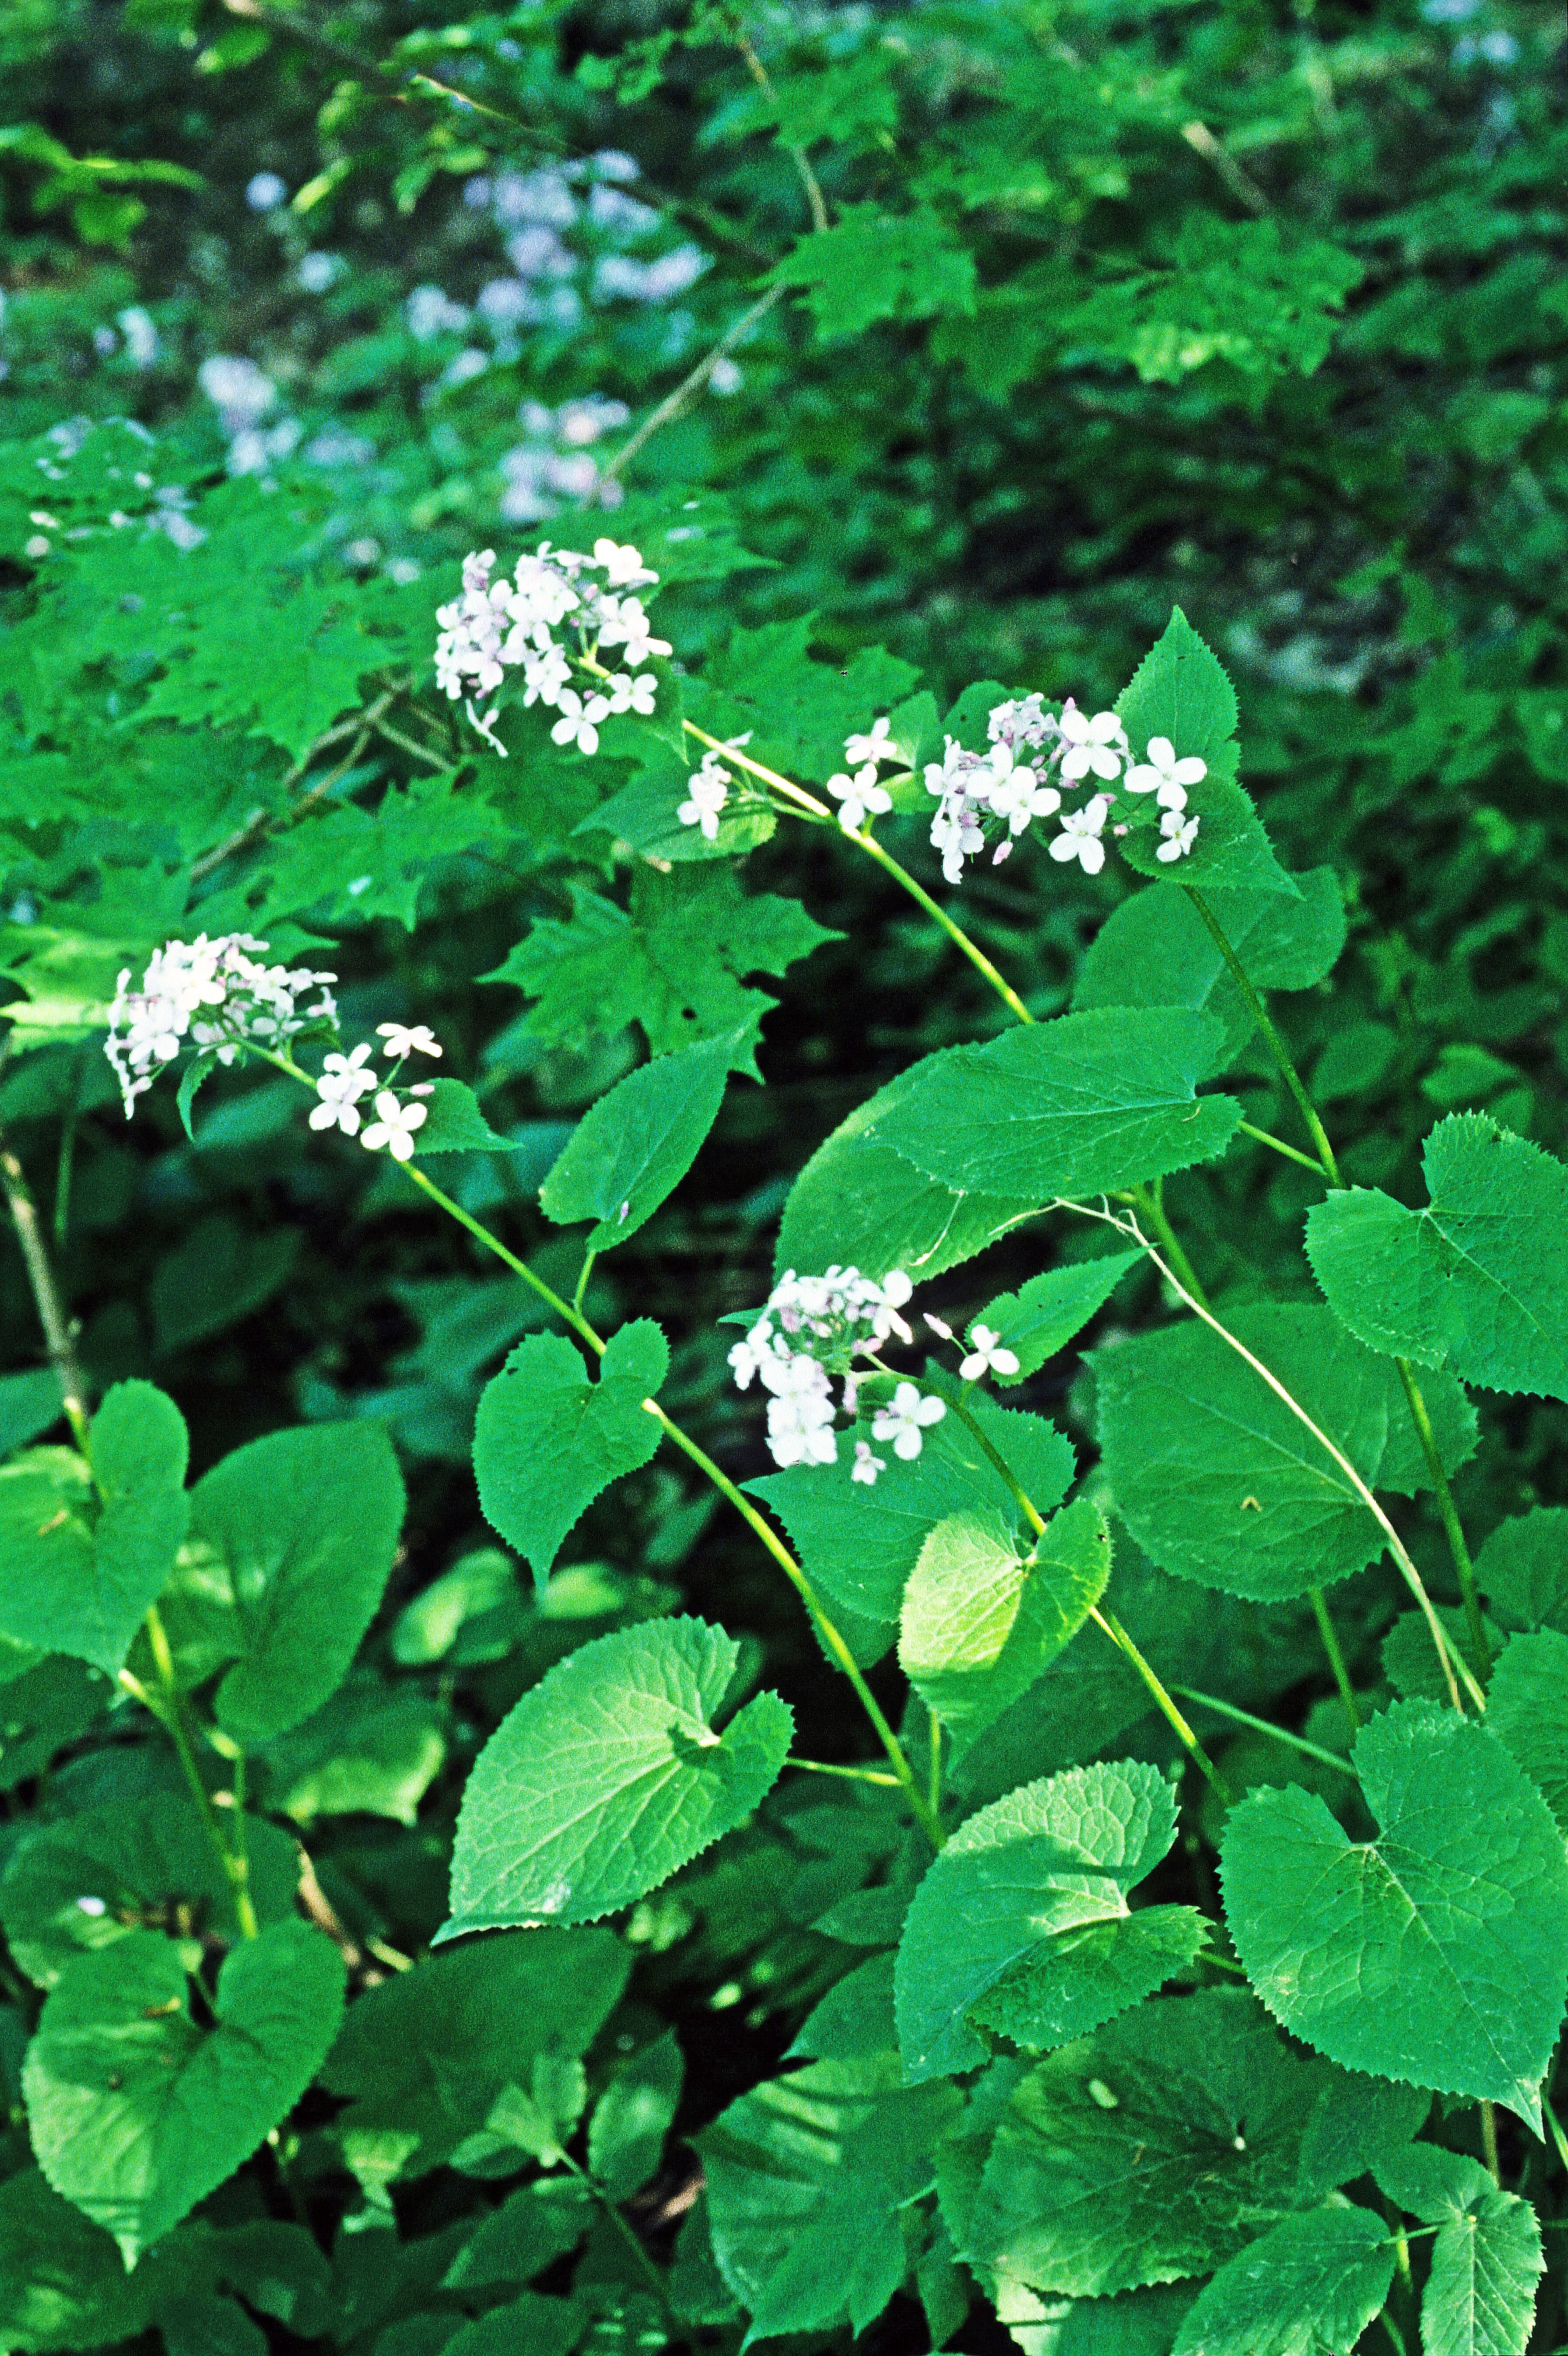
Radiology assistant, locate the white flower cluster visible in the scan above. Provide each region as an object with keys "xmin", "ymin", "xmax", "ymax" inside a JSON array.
[
  {"xmin": 105, "ymin": 934, "xmax": 337, "ymax": 1117},
  {"xmin": 903, "ymin": 692, "xmax": 1207, "ymax": 884},
  {"xmin": 728, "ymin": 1266, "xmax": 948, "ymax": 1475},
  {"xmin": 434, "ymin": 538, "xmax": 670, "ymax": 755},
  {"xmin": 308, "ymin": 1023, "xmax": 444, "ymax": 1157},
  {"xmin": 676, "ymin": 735, "xmax": 754, "ymax": 842}
]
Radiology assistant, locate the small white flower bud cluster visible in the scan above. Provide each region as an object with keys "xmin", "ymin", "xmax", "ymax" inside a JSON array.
[
  {"xmin": 307, "ymin": 1023, "xmax": 444, "ymax": 1152},
  {"xmin": 728, "ymin": 1266, "xmax": 948, "ymax": 1476},
  {"xmin": 105, "ymin": 934, "xmax": 338, "ymax": 1117},
  {"xmin": 434, "ymin": 538, "xmax": 670, "ymax": 755}
]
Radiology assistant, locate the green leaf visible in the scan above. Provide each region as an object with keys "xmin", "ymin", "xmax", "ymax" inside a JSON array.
[
  {"xmin": 972, "ymin": 1255, "xmax": 1142, "ymax": 1385},
  {"xmin": 1074, "ymin": 872, "xmax": 1345, "ymax": 1064},
  {"xmin": 0, "ymin": 2168, "xmax": 155, "ymax": 2352},
  {"xmin": 898, "ymin": 1497, "xmax": 1111, "ymax": 1758},
  {"xmin": 540, "ymin": 1030, "xmax": 739, "ymax": 1250},
  {"xmin": 1374, "ymin": 2140, "xmax": 1493, "ymax": 2221},
  {"xmin": 1168, "ymin": 2205, "xmax": 1395, "ymax": 2356},
  {"xmin": 1220, "ymin": 1700, "xmax": 1568, "ymax": 2129},
  {"xmin": 701, "ymin": 2054, "xmax": 963, "ymax": 2344},
  {"xmin": 764, "ymin": 205, "xmax": 977, "ymax": 337},
  {"xmin": 23, "ymin": 1918, "xmax": 346, "ymax": 2263},
  {"xmin": 895, "ymin": 1757, "xmax": 1204, "ymax": 2082},
  {"xmin": 1092, "ymin": 1301, "xmax": 1477, "ymax": 1601},
  {"xmin": 752, "ymin": 1395, "xmax": 1075, "ymax": 1665},
  {"xmin": 1294, "ymin": 2066, "xmax": 1428, "ymax": 2203},
  {"xmin": 149, "ymin": 1214, "xmax": 301, "ymax": 1357},
  {"xmin": 320, "ymin": 1929, "xmax": 629, "ymax": 2181},
  {"xmin": 160, "ymin": 1423, "xmax": 405, "ymax": 1742},
  {"xmin": 412, "ymin": 1080, "xmax": 526, "ymax": 1155},
  {"xmin": 1475, "ymin": 1508, "xmax": 1568, "ymax": 1632},
  {"xmin": 1375, "ymin": 2153, "xmax": 1546, "ymax": 2356},
  {"xmin": 0, "ymin": 1382, "xmax": 188, "ymax": 1674},
  {"xmin": 444, "ymin": 2292, "xmax": 589, "ymax": 2356},
  {"xmin": 869, "ymin": 1009, "xmax": 1241, "ymax": 1204},
  {"xmin": 442, "ymin": 2179, "xmax": 595, "ymax": 2292},
  {"xmin": 789, "ymin": 1951, "xmax": 898, "ymax": 2062},
  {"xmin": 1484, "ymin": 1630, "xmax": 1568, "ymax": 1834},
  {"xmin": 258, "ymin": 1684, "xmax": 447, "ymax": 1825},
  {"xmin": 1305, "ymin": 1115, "xmax": 1568, "ymax": 1398},
  {"xmin": 0, "ymin": 1792, "xmax": 300, "ymax": 1985},
  {"xmin": 0, "ymin": 1370, "xmax": 67, "ymax": 1459},
  {"xmin": 0, "ymin": 1655, "xmax": 111, "ymax": 1792},
  {"xmin": 472, "ymin": 1321, "xmax": 668, "ymax": 1586},
  {"xmin": 966, "ymin": 1990, "xmax": 1325, "ymax": 2296},
  {"xmin": 441, "ymin": 1616, "xmax": 792, "ymax": 1937},
  {"xmin": 1114, "ymin": 610, "xmax": 1296, "ymax": 897},
  {"xmin": 588, "ymin": 2030, "xmax": 684, "ymax": 2200}
]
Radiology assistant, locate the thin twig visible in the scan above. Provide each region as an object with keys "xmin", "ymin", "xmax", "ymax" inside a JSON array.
[
  {"xmin": 1180, "ymin": 121, "xmax": 1271, "ymax": 215},
  {"xmin": 0, "ymin": 1129, "xmax": 89, "ymax": 1443},
  {"xmin": 190, "ymin": 704, "xmax": 388, "ymax": 883},
  {"xmin": 733, "ymin": 24, "xmax": 830, "ymax": 231},
  {"xmin": 604, "ymin": 285, "xmax": 786, "ymax": 481}
]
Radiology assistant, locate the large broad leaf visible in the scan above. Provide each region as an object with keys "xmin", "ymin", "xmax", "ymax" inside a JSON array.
[
  {"xmin": 320, "ymin": 1928, "xmax": 629, "ymax": 2180},
  {"xmin": 539, "ymin": 1029, "xmax": 742, "ymax": 1251},
  {"xmin": 588, "ymin": 2030, "xmax": 684, "ymax": 2201},
  {"xmin": 0, "ymin": 2169, "xmax": 156, "ymax": 2352},
  {"xmin": 1220, "ymin": 1700, "xmax": 1568, "ymax": 2130},
  {"xmin": 1483, "ymin": 1630, "xmax": 1568, "ymax": 1834},
  {"xmin": 700, "ymin": 2053, "xmax": 962, "ymax": 2345},
  {"xmin": 894, "ymin": 1757, "xmax": 1205, "ymax": 2082},
  {"xmin": 898, "ymin": 1497, "xmax": 1111, "ymax": 1758},
  {"xmin": 1092, "ymin": 1301, "xmax": 1476, "ymax": 1601},
  {"xmin": 1113, "ymin": 609, "xmax": 1296, "ymax": 897},
  {"xmin": 440, "ymin": 1616, "xmax": 792, "ymax": 1938},
  {"xmin": 752, "ymin": 1395, "xmax": 1075, "ymax": 1665},
  {"xmin": 1074, "ymin": 870, "xmax": 1344, "ymax": 1063},
  {"xmin": 972, "ymin": 1253, "xmax": 1142, "ymax": 1385},
  {"xmin": 473, "ymin": 1321, "xmax": 668, "ymax": 1587},
  {"xmin": 868, "ymin": 1009, "xmax": 1241, "ymax": 1204},
  {"xmin": 1373, "ymin": 2145, "xmax": 1542, "ymax": 2356},
  {"xmin": 0, "ymin": 1792, "xmax": 301, "ymax": 1986},
  {"xmin": 776, "ymin": 1055, "xmax": 1043, "ymax": 1285},
  {"xmin": 23, "ymin": 1918, "xmax": 346, "ymax": 2263},
  {"xmin": 1168, "ymin": 2205, "xmax": 1394, "ymax": 2356},
  {"xmin": 0, "ymin": 1381, "xmax": 188, "ymax": 1673},
  {"xmin": 443, "ymin": 2291, "xmax": 587, "ymax": 2356},
  {"xmin": 966, "ymin": 1991, "xmax": 1326, "ymax": 2296},
  {"xmin": 1305, "ymin": 1115, "xmax": 1568, "ymax": 1399},
  {"xmin": 158, "ymin": 1423, "xmax": 405, "ymax": 1742},
  {"xmin": 1475, "ymin": 1507, "xmax": 1568, "ymax": 1634}
]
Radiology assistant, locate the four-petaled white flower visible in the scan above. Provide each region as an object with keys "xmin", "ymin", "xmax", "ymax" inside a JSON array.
[
  {"xmin": 309, "ymin": 1043, "xmax": 377, "ymax": 1135},
  {"xmin": 1049, "ymin": 794, "xmax": 1112, "ymax": 875},
  {"xmin": 360, "ymin": 1091, "xmax": 428, "ymax": 1161},
  {"xmin": 985, "ymin": 742, "xmax": 1062, "ymax": 835},
  {"xmin": 678, "ymin": 756, "xmax": 730, "ymax": 841},
  {"xmin": 593, "ymin": 538, "xmax": 658, "ymax": 588},
  {"xmin": 606, "ymin": 670, "xmax": 657, "ymax": 716},
  {"xmin": 377, "ymin": 1023, "xmax": 442, "ymax": 1060},
  {"xmin": 1124, "ymin": 736, "xmax": 1207, "ymax": 812},
  {"xmin": 851, "ymin": 1440, "xmax": 885, "ymax": 1486},
  {"xmin": 1058, "ymin": 703, "xmax": 1127, "ymax": 783},
  {"xmin": 844, "ymin": 716, "xmax": 894, "ymax": 767},
  {"xmin": 1156, "ymin": 809, "xmax": 1202, "ymax": 863},
  {"xmin": 550, "ymin": 688, "xmax": 612, "ymax": 755},
  {"xmin": 826, "ymin": 762, "xmax": 893, "ymax": 833},
  {"xmin": 765, "ymin": 1390, "xmax": 838, "ymax": 1468},
  {"xmin": 871, "ymin": 1381, "xmax": 947, "ymax": 1461},
  {"xmin": 960, "ymin": 1324, "xmax": 1021, "ymax": 1381}
]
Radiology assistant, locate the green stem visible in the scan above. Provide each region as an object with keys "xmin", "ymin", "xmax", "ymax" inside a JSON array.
[
  {"xmin": 574, "ymin": 1249, "xmax": 597, "ymax": 1316},
  {"xmin": 1396, "ymin": 1358, "xmax": 1490, "ymax": 1674},
  {"xmin": 400, "ymin": 1163, "xmax": 601, "ymax": 1351},
  {"xmin": 928, "ymin": 1708, "xmax": 943, "ymax": 1823},
  {"xmin": 1183, "ymin": 885, "xmax": 1343, "ymax": 1187},
  {"xmin": 1481, "ymin": 2099, "xmax": 1502, "ymax": 2188},
  {"xmin": 1237, "ymin": 1118, "xmax": 1328, "ymax": 1176},
  {"xmin": 1124, "ymin": 1180, "xmax": 1209, "ymax": 1308},
  {"xmin": 136, "ymin": 1609, "xmax": 259, "ymax": 1936},
  {"xmin": 556, "ymin": 2150, "xmax": 681, "ymax": 2328},
  {"xmin": 787, "ymin": 1757, "xmax": 901, "ymax": 1788},
  {"xmin": 1543, "ymin": 2097, "xmax": 1568, "ymax": 2175},
  {"xmin": 1173, "ymin": 1685, "xmax": 1355, "ymax": 1775},
  {"xmin": 1309, "ymin": 1586, "xmax": 1362, "ymax": 1741}
]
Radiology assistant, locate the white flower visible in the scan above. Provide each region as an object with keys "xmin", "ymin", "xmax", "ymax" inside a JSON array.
[
  {"xmin": 924, "ymin": 1313, "xmax": 955, "ymax": 1341},
  {"xmin": 959, "ymin": 1324, "xmax": 1021, "ymax": 1381},
  {"xmin": 1156, "ymin": 810, "xmax": 1202, "ymax": 863},
  {"xmin": 844, "ymin": 716, "xmax": 894, "ymax": 767},
  {"xmin": 606, "ymin": 670, "xmax": 657, "ymax": 716},
  {"xmin": 597, "ymin": 595, "xmax": 671, "ymax": 666},
  {"xmin": 765, "ymin": 1390, "xmax": 838, "ymax": 1469},
  {"xmin": 988, "ymin": 694, "xmax": 1055, "ymax": 750},
  {"xmin": 851, "ymin": 1440, "xmax": 885, "ymax": 1486},
  {"xmin": 984, "ymin": 742, "xmax": 1062, "ymax": 835},
  {"xmin": 550, "ymin": 687, "xmax": 612, "ymax": 755},
  {"xmin": 592, "ymin": 538, "xmax": 657, "ymax": 588},
  {"xmin": 360, "ymin": 1091, "xmax": 428, "ymax": 1161},
  {"xmin": 519, "ymin": 643, "xmax": 572, "ymax": 709},
  {"xmin": 309, "ymin": 1043, "xmax": 377, "ymax": 1135},
  {"xmin": 377, "ymin": 1023, "xmax": 443, "ymax": 1060},
  {"xmin": 1124, "ymin": 736, "xmax": 1207, "ymax": 812},
  {"xmin": 1049, "ymin": 795, "xmax": 1112, "ymax": 875},
  {"xmin": 871, "ymin": 1381, "xmax": 947, "ymax": 1461},
  {"xmin": 1058, "ymin": 702, "xmax": 1127, "ymax": 784},
  {"xmin": 882, "ymin": 1271, "xmax": 913, "ymax": 1308},
  {"xmin": 104, "ymin": 933, "xmax": 338, "ymax": 1118},
  {"xmin": 678, "ymin": 755, "xmax": 730, "ymax": 841},
  {"xmin": 924, "ymin": 736, "xmax": 984, "ymax": 799},
  {"xmin": 825, "ymin": 763, "xmax": 893, "ymax": 833}
]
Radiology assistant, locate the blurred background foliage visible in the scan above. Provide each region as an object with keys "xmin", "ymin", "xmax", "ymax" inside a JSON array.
[{"xmin": 0, "ymin": 0, "xmax": 1567, "ymax": 2317}]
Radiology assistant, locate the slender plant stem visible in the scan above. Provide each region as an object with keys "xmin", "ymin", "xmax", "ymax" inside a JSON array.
[
  {"xmin": 1310, "ymin": 1586, "xmax": 1362, "ymax": 1739},
  {"xmin": 399, "ymin": 1164, "xmax": 601, "ymax": 1350},
  {"xmin": 787, "ymin": 1757, "xmax": 901, "ymax": 1788},
  {"xmin": 136, "ymin": 1609, "xmax": 260, "ymax": 1937},
  {"xmin": 1237, "ymin": 1118, "xmax": 1328, "ymax": 1176},
  {"xmin": 732, "ymin": 23, "xmax": 830, "ymax": 230},
  {"xmin": 557, "ymin": 2149, "xmax": 683, "ymax": 2329},
  {"xmin": 1124, "ymin": 1181, "xmax": 1209, "ymax": 1307},
  {"xmin": 1184, "ymin": 884, "xmax": 1344, "ymax": 1186},
  {"xmin": 1481, "ymin": 2100, "xmax": 1502, "ymax": 2188},
  {"xmin": 0, "ymin": 1132, "xmax": 89, "ymax": 1444},
  {"xmin": 928, "ymin": 1709, "xmax": 943, "ymax": 1823},
  {"xmin": 1397, "ymin": 1358, "xmax": 1490, "ymax": 1673},
  {"xmin": 1173, "ymin": 1686, "xmax": 1355, "ymax": 1775},
  {"xmin": 1544, "ymin": 2097, "xmax": 1568, "ymax": 2174},
  {"xmin": 604, "ymin": 285, "xmax": 786, "ymax": 482}
]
